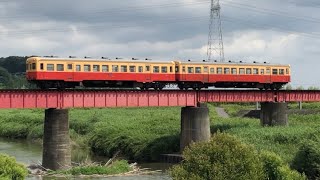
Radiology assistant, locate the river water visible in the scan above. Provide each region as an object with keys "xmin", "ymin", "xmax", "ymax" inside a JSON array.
[{"xmin": 0, "ymin": 138, "xmax": 172, "ymax": 180}]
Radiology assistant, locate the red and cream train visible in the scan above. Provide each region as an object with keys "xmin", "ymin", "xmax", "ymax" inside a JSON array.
[{"xmin": 26, "ymin": 56, "xmax": 291, "ymax": 90}]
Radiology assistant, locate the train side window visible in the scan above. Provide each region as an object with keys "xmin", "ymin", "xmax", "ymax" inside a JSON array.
[
  {"xmin": 272, "ymin": 69, "xmax": 278, "ymax": 75},
  {"xmin": 138, "ymin": 66, "xmax": 143, "ymax": 72},
  {"xmin": 182, "ymin": 66, "xmax": 186, "ymax": 73},
  {"xmin": 286, "ymin": 68, "xmax": 289, "ymax": 74},
  {"xmin": 129, "ymin": 66, "xmax": 136, "ymax": 72},
  {"xmin": 121, "ymin": 65, "xmax": 127, "ymax": 72},
  {"xmin": 239, "ymin": 68, "xmax": 245, "ymax": 74},
  {"xmin": 161, "ymin": 66, "xmax": 167, "ymax": 73},
  {"xmin": 146, "ymin": 66, "xmax": 150, "ymax": 71},
  {"xmin": 204, "ymin": 67, "xmax": 208, "ymax": 73},
  {"xmin": 40, "ymin": 63, "xmax": 44, "ymax": 70},
  {"xmin": 195, "ymin": 67, "xmax": 201, "ymax": 74},
  {"xmin": 260, "ymin": 69, "xmax": 265, "ymax": 75},
  {"xmin": 102, "ymin": 65, "xmax": 108, "ymax": 72},
  {"xmin": 210, "ymin": 68, "xmax": 214, "ymax": 74},
  {"xmin": 47, "ymin": 64, "xmax": 54, "ymax": 71},
  {"xmin": 112, "ymin": 65, "xmax": 118, "ymax": 72},
  {"xmin": 170, "ymin": 66, "xmax": 173, "ymax": 73},
  {"xmin": 224, "ymin": 68, "xmax": 230, "ymax": 74},
  {"xmin": 93, "ymin": 65, "xmax": 100, "ymax": 72},
  {"xmin": 188, "ymin": 67, "xmax": 194, "ymax": 73},
  {"xmin": 279, "ymin": 69, "xmax": 284, "ymax": 75},
  {"xmin": 76, "ymin": 65, "xmax": 81, "ymax": 71},
  {"xmin": 84, "ymin": 65, "xmax": 91, "ymax": 72},
  {"xmin": 153, "ymin": 66, "xmax": 160, "ymax": 73},
  {"xmin": 67, "ymin": 64, "xmax": 73, "ymax": 70},
  {"xmin": 57, "ymin": 64, "xmax": 64, "ymax": 71},
  {"xmin": 246, "ymin": 68, "xmax": 252, "ymax": 74},
  {"xmin": 253, "ymin": 68, "xmax": 258, "ymax": 75},
  {"xmin": 217, "ymin": 67, "xmax": 222, "ymax": 74},
  {"xmin": 231, "ymin": 68, "xmax": 237, "ymax": 74}
]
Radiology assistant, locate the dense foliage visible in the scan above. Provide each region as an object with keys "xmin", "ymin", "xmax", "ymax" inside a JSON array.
[
  {"xmin": 292, "ymin": 140, "xmax": 320, "ymax": 179},
  {"xmin": 170, "ymin": 133, "xmax": 266, "ymax": 180},
  {"xmin": 260, "ymin": 151, "xmax": 305, "ymax": 180},
  {"xmin": 0, "ymin": 154, "xmax": 28, "ymax": 180}
]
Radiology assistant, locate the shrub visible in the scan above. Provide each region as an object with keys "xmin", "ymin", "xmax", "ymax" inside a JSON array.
[
  {"xmin": 0, "ymin": 154, "xmax": 28, "ymax": 180},
  {"xmin": 170, "ymin": 133, "xmax": 265, "ymax": 180},
  {"xmin": 292, "ymin": 140, "xmax": 320, "ymax": 179},
  {"xmin": 260, "ymin": 151, "xmax": 305, "ymax": 180}
]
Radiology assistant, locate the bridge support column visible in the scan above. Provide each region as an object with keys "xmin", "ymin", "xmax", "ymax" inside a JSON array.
[
  {"xmin": 180, "ymin": 103, "xmax": 211, "ymax": 152},
  {"xmin": 42, "ymin": 108, "xmax": 71, "ymax": 170},
  {"xmin": 260, "ymin": 102, "xmax": 288, "ymax": 126}
]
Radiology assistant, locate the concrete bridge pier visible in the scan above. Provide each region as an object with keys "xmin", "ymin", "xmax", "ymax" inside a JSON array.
[
  {"xmin": 180, "ymin": 103, "xmax": 211, "ymax": 152},
  {"xmin": 260, "ymin": 102, "xmax": 288, "ymax": 126},
  {"xmin": 42, "ymin": 108, "xmax": 71, "ymax": 170}
]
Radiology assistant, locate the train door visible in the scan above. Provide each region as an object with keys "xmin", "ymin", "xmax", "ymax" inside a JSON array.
[
  {"xmin": 66, "ymin": 63, "xmax": 74, "ymax": 81},
  {"xmin": 266, "ymin": 67, "xmax": 271, "ymax": 83},
  {"xmin": 203, "ymin": 66, "xmax": 209, "ymax": 83},
  {"xmin": 181, "ymin": 66, "xmax": 186, "ymax": 81},
  {"xmin": 145, "ymin": 64, "xmax": 151, "ymax": 82}
]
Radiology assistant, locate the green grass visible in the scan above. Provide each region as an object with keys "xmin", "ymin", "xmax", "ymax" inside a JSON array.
[
  {"xmin": 51, "ymin": 160, "xmax": 132, "ymax": 176},
  {"xmin": 0, "ymin": 102, "xmax": 320, "ymax": 165}
]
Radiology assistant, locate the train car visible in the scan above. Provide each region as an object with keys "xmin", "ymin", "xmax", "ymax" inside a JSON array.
[
  {"xmin": 26, "ymin": 56, "xmax": 176, "ymax": 89},
  {"xmin": 175, "ymin": 61, "xmax": 291, "ymax": 90}
]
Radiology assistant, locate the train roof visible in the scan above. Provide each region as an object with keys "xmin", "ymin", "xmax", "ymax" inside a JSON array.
[
  {"xmin": 178, "ymin": 61, "xmax": 290, "ymax": 67},
  {"xmin": 29, "ymin": 57, "xmax": 175, "ymax": 64},
  {"xmin": 28, "ymin": 56, "xmax": 290, "ymax": 67}
]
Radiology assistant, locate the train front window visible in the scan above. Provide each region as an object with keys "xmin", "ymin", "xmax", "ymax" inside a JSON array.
[
  {"xmin": 84, "ymin": 65, "xmax": 91, "ymax": 72},
  {"xmin": 272, "ymin": 69, "xmax": 278, "ymax": 75},
  {"xmin": 102, "ymin": 65, "xmax": 108, "ymax": 72},
  {"xmin": 129, "ymin": 66, "xmax": 136, "ymax": 72},
  {"xmin": 47, "ymin": 64, "xmax": 54, "ymax": 71},
  {"xmin": 76, "ymin": 65, "xmax": 81, "ymax": 71},
  {"xmin": 188, "ymin": 67, "xmax": 194, "ymax": 73},
  {"xmin": 195, "ymin": 67, "xmax": 201, "ymax": 74},
  {"xmin": 32, "ymin": 63, "xmax": 36, "ymax": 70},
  {"xmin": 112, "ymin": 65, "xmax": 118, "ymax": 72},
  {"xmin": 121, "ymin": 65, "xmax": 127, "ymax": 72},
  {"xmin": 161, "ymin": 66, "xmax": 167, "ymax": 73}
]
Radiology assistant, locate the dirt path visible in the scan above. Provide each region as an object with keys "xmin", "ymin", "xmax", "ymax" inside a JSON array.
[{"xmin": 215, "ymin": 107, "xmax": 230, "ymax": 118}]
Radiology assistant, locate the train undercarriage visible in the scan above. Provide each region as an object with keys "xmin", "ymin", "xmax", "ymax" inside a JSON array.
[{"xmin": 33, "ymin": 80, "xmax": 286, "ymax": 90}]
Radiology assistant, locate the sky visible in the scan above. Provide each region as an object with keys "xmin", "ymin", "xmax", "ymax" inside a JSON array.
[{"xmin": 0, "ymin": 0, "xmax": 320, "ymax": 87}]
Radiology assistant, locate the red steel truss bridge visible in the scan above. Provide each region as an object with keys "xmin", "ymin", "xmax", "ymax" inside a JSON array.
[{"xmin": 0, "ymin": 89, "xmax": 319, "ymax": 109}]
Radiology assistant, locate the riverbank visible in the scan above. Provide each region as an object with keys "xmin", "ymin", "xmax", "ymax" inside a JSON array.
[{"xmin": 0, "ymin": 103, "xmax": 320, "ymax": 165}]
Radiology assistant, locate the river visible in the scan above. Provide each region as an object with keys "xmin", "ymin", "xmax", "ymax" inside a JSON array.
[{"xmin": 0, "ymin": 138, "xmax": 172, "ymax": 180}]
